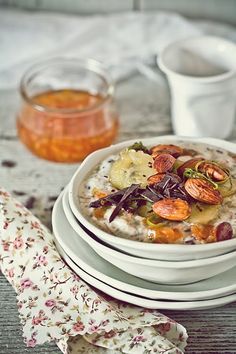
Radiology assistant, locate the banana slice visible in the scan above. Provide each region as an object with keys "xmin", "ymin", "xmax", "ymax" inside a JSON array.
[
  {"xmin": 218, "ymin": 178, "xmax": 236, "ymax": 197},
  {"xmin": 187, "ymin": 203, "xmax": 220, "ymax": 224},
  {"xmin": 109, "ymin": 149, "xmax": 156, "ymax": 189}
]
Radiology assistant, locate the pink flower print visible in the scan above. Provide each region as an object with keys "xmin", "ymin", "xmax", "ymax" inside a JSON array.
[
  {"xmin": 32, "ymin": 310, "xmax": 48, "ymax": 326},
  {"xmin": 20, "ymin": 278, "xmax": 33, "ymax": 289},
  {"xmin": 94, "ymin": 298, "xmax": 102, "ymax": 305},
  {"xmin": 17, "ymin": 301, "xmax": 23, "ymax": 309},
  {"xmin": 89, "ymin": 325, "xmax": 99, "ymax": 333},
  {"xmin": 132, "ymin": 335, "xmax": 145, "ymax": 345},
  {"xmin": 72, "ymin": 321, "xmax": 85, "ymax": 332},
  {"xmin": 3, "ymin": 221, "xmax": 9, "ymax": 230},
  {"xmin": 43, "ymin": 245, "xmax": 49, "ymax": 254},
  {"xmin": 32, "ymin": 316, "xmax": 43, "ymax": 325},
  {"xmin": 2, "ymin": 240, "xmax": 10, "ymax": 251},
  {"xmin": 104, "ymin": 330, "xmax": 116, "ymax": 339},
  {"xmin": 157, "ymin": 322, "xmax": 171, "ymax": 334},
  {"xmin": 26, "ymin": 338, "xmax": 37, "ymax": 348},
  {"xmin": 101, "ymin": 319, "xmax": 109, "ymax": 327},
  {"xmin": 37, "ymin": 255, "xmax": 48, "ymax": 266},
  {"xmin": 31, "ymin": 221, "xmax": 41, "ymax": 229},
  {"xmin": 72, "ymin": 273, "xmax": 80, "ymax": 281},
  {"xmin": 70, "ymin": 285, "xmax": 79, "ymax": 297},
  {"xmin": 0, "ymin": 190, "xmax": 10, "ymax": 197},
  {"xmin": 26, "ymin": 332, "xmax": 37, "ymax": 348},
  {"xmin": 7, "ymin": 268, "xmax": 14, "ymax": 278},
  {"xmin": 45, "ymin": 299, "xmax": 56, "ymax": 307},
  {"xmin": 13, "ymin": 236, "xmax": 24, "ymax": 249}
]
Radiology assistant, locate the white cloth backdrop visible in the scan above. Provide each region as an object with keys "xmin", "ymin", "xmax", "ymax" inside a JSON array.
[{"xmin": 0, "ymin": 8, "xmax": 236, "ymax": 88}]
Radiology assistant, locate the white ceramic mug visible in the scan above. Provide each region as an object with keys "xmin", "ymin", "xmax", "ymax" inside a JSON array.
[{"xmin": 158, "ymin": 36, "xmax": 236, "ymax": 138}]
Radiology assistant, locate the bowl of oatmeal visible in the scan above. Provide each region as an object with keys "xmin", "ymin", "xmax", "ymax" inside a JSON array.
[{"xmin": 68, "ymin": 136, "xmax": 236, "ymax": 260}]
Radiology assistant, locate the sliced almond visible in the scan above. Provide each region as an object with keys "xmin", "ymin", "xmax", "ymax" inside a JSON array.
[
  {"xmin": 151, "ymin": 144, "xmax": 183, "ymax": 158},
  {"xmin": 197, "ymin": 162, "xmax": 228, "ymax": 182},
  {"xmin": 185, "ymin": 178, "xmax": 223, "ymax": 204},
  {"xmin": 153, "ymin": 153, "xmax": 176, "ymax": 173},
  {"xmin": 177, "ymin": 158, "xmax": 203, "ymax": 177},
  {"xmin": 153, "ymin": 198, "xmax": 191, "ymax": 221},
  {"xmin": 147, "ymin": 173, "xmax": 165, "ymax": 185}
]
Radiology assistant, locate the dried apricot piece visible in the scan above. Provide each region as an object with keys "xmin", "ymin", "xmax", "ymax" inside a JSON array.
[
  {"xmin": 93, "ymin": 207, "xmax": 106, "ymax": 219},
  {"xmin": 151, "ymin": 226, "xmax": 183, "ymax": 243},
  {"xmin": 191, "ymin": 224, "xmax": 216, "ymax": 243}
]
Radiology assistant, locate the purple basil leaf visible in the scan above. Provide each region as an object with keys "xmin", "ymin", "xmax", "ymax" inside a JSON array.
[{"xmin": 109, "ymin": 184, "xmax": 140, "ymax": 222}]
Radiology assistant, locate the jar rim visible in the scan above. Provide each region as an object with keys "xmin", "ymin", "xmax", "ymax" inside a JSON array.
[{"xmin": 19, "ymin": 58, "xmax": 114, "ymax": 114}]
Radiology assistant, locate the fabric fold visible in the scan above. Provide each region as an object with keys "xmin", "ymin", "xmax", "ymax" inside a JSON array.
[{"xmin": 0, "ymin": 188, "xmax": 187, "ymax": 353}]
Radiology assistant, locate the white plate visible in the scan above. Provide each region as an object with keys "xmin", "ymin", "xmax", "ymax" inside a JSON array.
[
  {"xmin": 56, "ymin": 241, "xmax": 236, "ymax": 310},
  {"xmin": 68, "ymin": 136, "xmax": 236, "ymax": 261},
  {"xmin": 63, "ymin": 187, "xmax": 236, "ymax": 285},
  {"xmin": 52, "ymin": 190, "xmax": 236, "ymax": 302}
]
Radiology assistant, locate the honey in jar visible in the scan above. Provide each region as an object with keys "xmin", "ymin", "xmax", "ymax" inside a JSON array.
[{"xmin": 17, "ymin": 59, "xmax": 119, "ymax": 162}]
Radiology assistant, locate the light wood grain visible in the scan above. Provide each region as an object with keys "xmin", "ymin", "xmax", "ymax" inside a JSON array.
[{"xmin": 0, "ymin": 72, "xmax": 236, "ymax": 353}]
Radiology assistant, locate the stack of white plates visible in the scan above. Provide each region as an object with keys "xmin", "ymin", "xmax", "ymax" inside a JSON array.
[{"xmin": 52, "ymin": 136, "xmax": 236, "ymax": 310}]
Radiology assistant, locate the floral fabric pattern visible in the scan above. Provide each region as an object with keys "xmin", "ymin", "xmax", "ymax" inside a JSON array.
[{"xmin": 0, "ymin": 188, "xmax": 187, "ymax": 353}]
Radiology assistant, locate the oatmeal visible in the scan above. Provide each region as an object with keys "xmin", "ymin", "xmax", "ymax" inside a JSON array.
[{"xmin": 80, "ymin": 141, "xmax": 236, "ymax": 244}]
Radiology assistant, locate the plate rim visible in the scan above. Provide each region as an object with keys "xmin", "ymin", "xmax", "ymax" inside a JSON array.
[
  {"xmin": 56, "ymin": 240, "xmax": 236, "ymax": 311},
  {"xmin": 52, "ymin": 189, "xmax": 236, "ymax": 302}
]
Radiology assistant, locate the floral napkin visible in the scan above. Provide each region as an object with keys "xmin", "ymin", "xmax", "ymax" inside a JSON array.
[{"xmin": 0, "ymin": 188, "xmax": 187, "ymax": 353}]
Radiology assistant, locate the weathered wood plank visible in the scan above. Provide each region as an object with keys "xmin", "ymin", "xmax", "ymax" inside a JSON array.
[{"xmin": 0, "ymin": 71, "xmax": 236, "ymax": 353}]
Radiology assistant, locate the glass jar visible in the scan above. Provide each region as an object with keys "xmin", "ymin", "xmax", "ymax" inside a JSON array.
[{"xmin": 17, "ymin": 58, "xmax": 119, "ymax": 162}]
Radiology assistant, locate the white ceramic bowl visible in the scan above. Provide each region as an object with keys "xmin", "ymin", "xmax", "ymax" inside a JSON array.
[
  {"xmin": 63, "ymin": 188, "xmax": 236, "ymax": 284},
  {"xmin": 68, "ymin": 135, "xmax": 236, "ymax": 261}
]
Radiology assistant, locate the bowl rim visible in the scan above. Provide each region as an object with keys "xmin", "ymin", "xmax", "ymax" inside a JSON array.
[
  {"xmin": 68, "ymin": 135, "xmax": 236, "ymax": 253},
  {"xmin": 64, "ymin": 186, "xmax": 236, "ymax": 269}
]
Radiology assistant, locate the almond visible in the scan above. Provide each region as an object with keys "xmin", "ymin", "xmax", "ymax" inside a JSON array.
[
  {"xmin": 181, "ymin": 148, "xmax": 199, "ymax": 157},
  {"xmin": 177, "ymin": 158, "xmax": 203, "ymax": 177},
  {"xmin": 153, "ymin": 153, "xmax": 176, "ymax": 173},
  {"xmin": 151, "ymin": 144, "xmax": 183, "ymax": 158},
  {"xmin": 147, "ymin": 173, "xmax": 165, "ymax": 185},
  {"xmin": 185, "ymin": 178, "xmax": 223, "ymax": 204},
  {"xmin": 197, "ymin": 162, "xmax": 228, "ymax": 182},
  {"xmin": 153, "ymin": 198, "xmax": 191, "ymax": 221}
]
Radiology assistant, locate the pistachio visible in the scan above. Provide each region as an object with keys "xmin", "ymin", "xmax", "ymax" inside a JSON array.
[
  {"xmin": 185, "ymin": 178, "xmax": 223, "ymax": 205},
  {"xmin": 152, "ymin": 198, "xmax": 191, "ymax": 221}
]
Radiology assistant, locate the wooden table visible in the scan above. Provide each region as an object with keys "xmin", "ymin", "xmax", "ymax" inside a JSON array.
[{"xmin": 0, "ymin": 72, "xmax": 236, "ymax": 353}]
